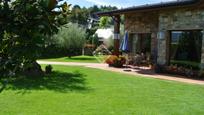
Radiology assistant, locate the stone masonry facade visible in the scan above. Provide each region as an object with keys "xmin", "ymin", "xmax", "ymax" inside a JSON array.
[
  {"xmin": 125, "ymin": 7, "xmax": 204, "ymax": 69},
  {"xmin": 125, "ymin": 12, "xmax": 158, "ymax": 59},
  {"xmin": 159, "ymin": 8, "xmax": 204, "ymax": 69}
]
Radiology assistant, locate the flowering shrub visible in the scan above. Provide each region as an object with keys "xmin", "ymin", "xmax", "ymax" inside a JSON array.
[{"xmin": 105, "ymin": 55, "xmax": 126, "ymax": 68}]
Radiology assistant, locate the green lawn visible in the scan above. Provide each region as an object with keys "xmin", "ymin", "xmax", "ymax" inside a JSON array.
[
  {"xmin": 0, "ymin": 65, "xmax": 204, "ymax": 114},
  {"xmin": 39, "ymin": 55, "xmax": 106, "ymax": 63}
]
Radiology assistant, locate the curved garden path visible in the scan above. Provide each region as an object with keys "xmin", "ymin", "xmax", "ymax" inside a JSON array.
[{"xmin": 37, "ymin": 61, "xmax": 204, "ymax": 85}]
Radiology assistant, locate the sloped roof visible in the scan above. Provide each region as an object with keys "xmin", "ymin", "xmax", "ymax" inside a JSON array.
[{"xmin": 97, "ymin": 0, "xmax": 200, "ymax": 16}]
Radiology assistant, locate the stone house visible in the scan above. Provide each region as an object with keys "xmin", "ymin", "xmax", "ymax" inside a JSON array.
[{"xmin": 97, "ymin": 0, "xmax": 204, "ymax": 72}]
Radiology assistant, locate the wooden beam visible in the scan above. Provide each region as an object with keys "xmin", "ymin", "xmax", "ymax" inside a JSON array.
[{"xmin": 113, "ymin": 15, "xmax": 120, "ymax": 56}]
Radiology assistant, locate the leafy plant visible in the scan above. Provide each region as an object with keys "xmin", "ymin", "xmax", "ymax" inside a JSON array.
[
  {"xmin": 99, "ymin": 16, "xmax": 111, "ymax": 28},
  {"xmin": 45, "ymin": 65, "xmax": 53, "ymax": 74},
  {"xmin": 0, "ymin": 0, "xmax": 70, "ymax": 77},
  {"xmin": 54, "ymin": 23, "xmax": 86, "ymax": 58}
]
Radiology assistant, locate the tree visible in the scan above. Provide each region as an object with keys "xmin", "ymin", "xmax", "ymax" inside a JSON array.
[
  {"xmin": 100, "ymin": 5, "xmax": 117, "ymax": 12},
  {"xmin": 0, "ymin": 0, "xmax": 70, "ymax": 77},
  {"xmin": 99, "ymin": 16, "xmax": 111, "ymax": 28},
  {"xmin": 68, "ymin": 5, "xmax": 89, "ymax": 25},
  {"xmin": 54, "ymin": 23, "xmax": 86, "ymax": 58},
  {"xmin": 67, "ymin": 5, "xmax": 118, "ymax": 26}
]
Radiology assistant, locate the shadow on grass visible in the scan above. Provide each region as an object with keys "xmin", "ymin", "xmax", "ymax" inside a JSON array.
[{"xmin": 0, "ymin": 71, "xmax": 90, "ymax": 94}]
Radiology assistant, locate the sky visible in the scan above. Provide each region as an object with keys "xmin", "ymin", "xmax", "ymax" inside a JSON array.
[{"xmin": 66, "ymin": 0, "xmax": 175, "ymax": 8}]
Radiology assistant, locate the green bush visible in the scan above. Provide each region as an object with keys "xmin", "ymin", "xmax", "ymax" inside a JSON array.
[
  {"xmin": 53, "ymin": 23, "xmax": 86, "ymax": 57},
  {"xmin": 170, "ymin": 60, "xmax": 200, "ymax": 70},
  {"xmin": 0, "ymin": 0, "xmax": 70, "ymax": 77},
  {"xmin": 45, "ymin": 65, "xmax": 53, "ymax": 74}
]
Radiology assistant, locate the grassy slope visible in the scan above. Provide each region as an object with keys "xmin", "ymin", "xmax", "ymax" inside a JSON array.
[
  {"xmin": 0, "ymin": 65, "xmax": 204, "ymax": 115},
  {"xmin": 39, "ymin": 55, "xmax": 105, "ymax": 63}
]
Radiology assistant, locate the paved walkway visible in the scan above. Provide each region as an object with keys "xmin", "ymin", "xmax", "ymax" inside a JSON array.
[{"xmin": 37, "ymin": 61, "xmax": 204, "ymax": 85}]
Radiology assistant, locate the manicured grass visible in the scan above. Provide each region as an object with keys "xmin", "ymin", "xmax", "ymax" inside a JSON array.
[
  {"xmin": 0, "ymin": 65, "xmax": 204, "ymax": 114},
  {"xmin": 39, "ymin": 55, "xmax": 106, "ymax": 63}
]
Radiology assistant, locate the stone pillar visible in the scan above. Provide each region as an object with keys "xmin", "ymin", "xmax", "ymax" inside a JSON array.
[
  {"xmin": 200, "ymin": 31, "xmax": 204, "ymax": 70},
  {"xmin": 157, "ymin": 31, "xmax": 167, "ymax": 65},
  {"xmin": 113, "ymin": 15, "xmax": 120, "ymax": 56},
  {"xmin": 151, "ymin": 32, "xmax": 158, "ymax": 63},
  {"xmin": 166, "ymin": 31, "xmax": 171, "ymax": 65}
]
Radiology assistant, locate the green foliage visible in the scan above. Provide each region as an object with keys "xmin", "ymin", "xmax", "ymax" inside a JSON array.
[
  {"xmin": 68, "ymin": 5, "xmax": 117, "ymax": 26},
  {"xmin": 40, "ymin": 44, "xmax": 68, "ymax": 58},
  {"xmin": 54, "ymin": 23, "xmax": 86, "ymax": 57},
  {"xmin": 45, "ymin": 65, "xmax": 53, "ymax": 74},
  {"xmin": 86, "ymin": 27, "xmax": 98, "ymax": 43},
  {"xmin": 68, "ymin": 5, "xmax": 89, "ymax": 25},
  {"xmin": 170, "ymin": 60, "xmax": 200, "ymax": 70},
  {"xmin": 0, "ymin": 0, "xmax": 70, "ymax": 77},
  {"xmin": 67, "ymin": 5, "xmax": 118, "ymax": 46},
  {"xmin": 91, "ymin": 34, "xmax": 100, "ymax": 47},
  {"xmin": 41, "ymin": 4, "xmax": 118, "ymax": 59},
  {"xmin": 99, "ymin": 16, "xmax": 111, "ymax": 28}
]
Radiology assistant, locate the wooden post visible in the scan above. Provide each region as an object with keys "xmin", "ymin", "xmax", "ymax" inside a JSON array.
[{"xmin": 113, "ymin": 15, "xmax": 120, "ymax": 56}]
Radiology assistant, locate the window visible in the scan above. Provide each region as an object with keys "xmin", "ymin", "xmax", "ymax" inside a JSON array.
[
  {"xmin": 170, "ymin": 30, "xmax": 202, "ymax": 70},
  {"xmin": 131, "ymin": 33, "xmax": 151, "ymax": 54}
]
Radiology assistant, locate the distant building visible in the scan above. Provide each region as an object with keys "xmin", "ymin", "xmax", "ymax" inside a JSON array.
[{"xmin": 87, "ymin": 14, "xmax": 99, "ymax": 29}]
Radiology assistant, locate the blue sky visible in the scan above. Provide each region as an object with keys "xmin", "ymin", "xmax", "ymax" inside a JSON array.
[{"xmin": 66, "ymin": 0, "xmax": 175, "ymax": 8}]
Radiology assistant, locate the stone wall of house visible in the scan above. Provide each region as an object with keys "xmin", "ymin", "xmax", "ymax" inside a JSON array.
[
  {"xmin": 125, "ymin": 12, "xmax": 158, "ymax": 33},
  {"xmin": 159, "ymin": 8, "xmax": 204, "ymax": 30},
  {"xmin": 158, "ymin": 8, "xmax": 204, "ymax": 67},
  {"xmin": 125, "ymin": 12, "xmax": 158, "ymax": 57},
  {"xmin": 124, "ymin": 7, "xmax": 204, "ymax": 68}
]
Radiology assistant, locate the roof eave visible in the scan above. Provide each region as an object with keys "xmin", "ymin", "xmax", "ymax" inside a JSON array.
[{"xmin": 96, "ymin": 0, "xmax": 200, "ymax": 16}]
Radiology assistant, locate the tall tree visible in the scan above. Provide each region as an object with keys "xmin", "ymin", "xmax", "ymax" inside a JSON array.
[{"xmin": 0, "ymin": 0, "xmax": 70, "ymax": 77}]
